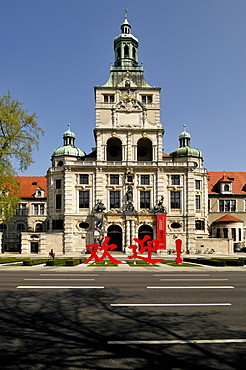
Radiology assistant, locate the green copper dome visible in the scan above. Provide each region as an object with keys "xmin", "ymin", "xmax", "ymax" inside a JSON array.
[
  {"xmin": 51, "ymin": 124, "xmax": 86, "ymax": 158},
  {"xmin": 170, "ymin": 126, "xmax": 203, "ymax": 159}
]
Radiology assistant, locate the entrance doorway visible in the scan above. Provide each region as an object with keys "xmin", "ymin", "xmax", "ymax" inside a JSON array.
[
  {"xmin": 138, "ymin": 225, "xmax": 153, "ymax": 246},
  {"xmin": 31, "ymin": 242, "xmax": 39, "ymax": 253},
  {"xmin": 107, "ymin": 225, "xmax": 122, "ymax": 251}
]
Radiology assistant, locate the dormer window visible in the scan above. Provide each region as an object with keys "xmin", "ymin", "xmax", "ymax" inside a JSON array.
[
  {"xmin": 220, "ymin": 182, "xmax": 232, "ymax": 194},
  {"xmin": 34, "ymin": 187, "xmax": 44, "ymax": 198}
]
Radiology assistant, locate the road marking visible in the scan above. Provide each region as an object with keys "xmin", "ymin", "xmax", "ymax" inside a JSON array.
[
  {"xmin": 153, "ymin": 274, "xmax": 210, "ymax": 277},
  {"xmin": 147, "ymin": 286, "xmax": 234, "ymax": 289},
  {"xmin": 108, "ymin": 339, "xmax": 246, "ymax": 345},
  {"xmin": 110, "ymin": 303, "xmax": 231, "ymax": 307},
  {"xmin": 17, "ymin": 286, "xmax": 104, "ymax": 289},
  {"xmin": 24, "ymin": 279, "xmax": 95, "ymax": 281},
  {"xmin": 160, "ymin": 279, "xmax": 228, "ymax": 281},
  {"xmin": 39, "ymin": 272, "xmax": 98, "ymax": 276}
]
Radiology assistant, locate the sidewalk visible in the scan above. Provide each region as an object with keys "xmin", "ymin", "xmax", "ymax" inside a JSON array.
[{"xmin": 1, "ymin": 252, "xmax": 246, "ymax": 271}]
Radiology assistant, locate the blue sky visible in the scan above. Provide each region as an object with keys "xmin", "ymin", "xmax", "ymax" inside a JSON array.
[{"xmin": 1, "ymin": 0, "xmax": 246, "ymax": 175}]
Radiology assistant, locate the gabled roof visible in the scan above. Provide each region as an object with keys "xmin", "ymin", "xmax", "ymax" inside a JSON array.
[
  {"xmin": 214, "ymin": 214, "xmax": 243, "ymax": 223},
  {"xmin": 162, "ymin": 152, "xmax": 170, "ymax": 158},
  {"xmin": 208, "ymin": 172, "xmax": 246, "ymax": 194},
  {"xmin": 218, "ymin": 174, "xmax": 233, "ymax": 183},
  {"xmin": 17, "ymin": 177, "xmax": 47, "ymax": 198}
]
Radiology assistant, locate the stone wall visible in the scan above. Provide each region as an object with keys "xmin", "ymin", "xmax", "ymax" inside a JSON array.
[{"xmin": 194, "ymin": 238, "xmax": 233, "ymax": 254}]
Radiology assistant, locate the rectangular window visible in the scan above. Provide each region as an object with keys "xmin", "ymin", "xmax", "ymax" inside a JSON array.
[
  {"xmin": 110, "ymin": 191, "xmax": 120, "ymax": 209},
  {"xmin": 110, "ymin": 174, "xmax": 119, "ymax": 185},
  {"xmin": 195, "ymin": 180, "xmax": 201, "ymax": 189},
  {"xmin": 171, "ymin": 175, "xmax": 180, "ymax": 185},
  {"xmin": 140, "ymin": 191, "xmax": 150, "ymax": 209},
  {"xmin": 79, "ymin": 174, "xmax": 89, "ymax": 184},
  {"xmin": 104, "ymin": 95, "xmax": 114, "ymax": 103},
  {"xmin": 33, "ymin": 204, "xmax": 44, "ymax": 215},
  {"xmin": 127, "ymin": 175, "xmax": 133, "ymax": 183},
  {"xmin": 79, "ymin": 191, "xmax": 89, "ymax": 208},
  {"xmin": 219, "ymin": 200, "xmax": 236, "ymax": 212},
  {"xmin": 56, "ymin": 194, "xmax": 62, "ymax": 210},
  {"xmin": 55, "ymin": 179, "xmax": 61, "ymax": 189},
  {"xmin": 15, "ymin": 204, "xmax": 27, "ymax": 215},
  {"xmin": 195, "ymin": 195, "xmax": 201, "ymax": 210},
  {"xmin": 231, "ymin": 228, "xmax": 236, "ymax": 241},
  {"xmin": 141, "ymin": 175, "xmax": 150, "ymax": 185},
  {"xmin": 40, "ymin": 204, "xmax": 44, "ymax": 215},
  {"xmin": 170, "ymin": 191, "xmax": 181, "ymax": 209},
  {"xmin": 223, "ymin": 228, "xmax": 228, "ymax": 238},
  {"xmin": 195, "ymin": 220, "xmax": 205, "ymax": 230},
  {"xmin": 34, "ymin": 204, "xmax": 38, "ymax": 215},
  {"xmin": 141, "ymin": 95, "xmax": 152, "ymax": 104}
]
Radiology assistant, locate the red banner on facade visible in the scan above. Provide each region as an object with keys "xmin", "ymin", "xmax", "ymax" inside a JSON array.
[{"xmin": 156, "ymin": 214, "xmax": 166, "ymax": 249}]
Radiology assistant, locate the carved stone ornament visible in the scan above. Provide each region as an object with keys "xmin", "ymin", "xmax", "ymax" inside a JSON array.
[
  {"xmin": 116, "ymin": 98, "xmax": 142, "ymax": 113},
  {"xmin": 153, "ymin": 196, "xmax": 167, "ymax": 214},
  {"xmin": 93, "ymin": 200, "xmax": 106, "ymax": 213}
]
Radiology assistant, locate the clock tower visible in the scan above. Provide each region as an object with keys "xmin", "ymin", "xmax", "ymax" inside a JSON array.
[{"xmin": 94, "ymin": 11, "xmax": 164, "ymax": 164}]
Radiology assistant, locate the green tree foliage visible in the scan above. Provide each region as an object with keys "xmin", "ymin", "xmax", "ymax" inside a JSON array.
[{"xmin": 0, "ymin": 92, "xmax": 44, "ymax": 222}]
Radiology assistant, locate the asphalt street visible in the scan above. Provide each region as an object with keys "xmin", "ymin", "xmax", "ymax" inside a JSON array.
[{"xmin": 0, "ymin": 269, "xmax": 245, "ymax": 369}]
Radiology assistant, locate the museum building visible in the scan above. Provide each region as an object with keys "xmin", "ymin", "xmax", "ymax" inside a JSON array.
[{"xmin": 1, "ymin": 14, "xmax": 242, "ymax": 255}]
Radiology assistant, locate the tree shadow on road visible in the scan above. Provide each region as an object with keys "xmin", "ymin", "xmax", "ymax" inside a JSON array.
[{"xmin": 0, "ymin": 288, "xmax": 245, "ymax": 369}]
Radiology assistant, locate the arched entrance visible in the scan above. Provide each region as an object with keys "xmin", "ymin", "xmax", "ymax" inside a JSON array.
[
  {"xmin": 107, "ymin": 225, "xmax": 122, "ymax": 251},
  {"xmin": 138, "ymin": 225, "xmax": 153, "ymax": 246}
]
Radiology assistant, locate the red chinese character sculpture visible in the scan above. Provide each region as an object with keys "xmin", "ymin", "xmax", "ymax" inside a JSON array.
[
  {"xmin": 128, "ymin": 235, "xmax": 164, "ymax": 264},
  {"xmin": 175, "ymin": 238, "xmax": 183, "ymax": 264},
  {"xmin": 84, "ymin": 236, "xmax": 122, "ymax": 264}
]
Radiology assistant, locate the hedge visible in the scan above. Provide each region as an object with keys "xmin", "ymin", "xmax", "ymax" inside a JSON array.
[
  {"xmin": 225, "ymin": 259, "xmax": 244, "ymax": 266},
  {"xmin": 0, "ymin": 258, "xmax": 30, "ymax": 264},
  {"xmin": 23, "ymin": 259, "xmax": 49, "ymax": 266}
]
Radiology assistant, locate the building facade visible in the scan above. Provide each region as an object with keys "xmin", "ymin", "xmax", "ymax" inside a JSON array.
[
  {"xmin": 45, "ymin": 14, "xmax": 208, "ymax": 255},
  {"xmin": 208, "ymin": 172, "xmax": 246, "ymax": 250},
  {"xmin": 2, "ymin": 14, "xmax": 242, "ymax": 255},
  {"xmin": 0, "ymin": 177, "xmax": 47, "ymax": 253}
]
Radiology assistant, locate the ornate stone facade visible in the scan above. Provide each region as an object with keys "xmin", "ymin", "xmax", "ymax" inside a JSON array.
[{"xmin": 45, "ymin": 14, "xmax": 209, "ymax": 254}]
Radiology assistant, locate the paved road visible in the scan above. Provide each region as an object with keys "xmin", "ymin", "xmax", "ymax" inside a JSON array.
[{"xmin": 0, "ymin": 269, "xmax": 245, "ymax": 369}]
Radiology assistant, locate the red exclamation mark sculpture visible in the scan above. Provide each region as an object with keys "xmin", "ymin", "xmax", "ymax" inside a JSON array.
[{"xmin": 175, "ymin": 239, "xmax": 183, "ymax": 264}]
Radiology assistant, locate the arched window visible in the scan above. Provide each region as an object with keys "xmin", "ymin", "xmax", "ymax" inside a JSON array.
[
  {"xmin": 124, "ymin": 45, "xmax": 129, "ymax": 58},
  {"xmin": 224, "ymin": 184, "xmax": 230, "ymax": 191},
  {"xmin": 35, "ymin": 223, "xmax": 44, "ymax": 232},
  {"xmin": 117, "ymin": 47, "xmax": 121, "ymax": 59},
  {"xmin": 137, "ymin": 138, "xmax": 152, "ymax": 161},
  {"xmin": 107, "ymin": 225, "xmax": 122, "ymax": 251},
  {"xmin": 17, "ymin": 223, "xmax": 25, "ymax": 235},
  {"xmin": 107, "ymin": 138, "xmax": 122, "ymax": 161},
  {"xmin": 138, "ymin": 225, "xmax": 153, "ymax": 247}
]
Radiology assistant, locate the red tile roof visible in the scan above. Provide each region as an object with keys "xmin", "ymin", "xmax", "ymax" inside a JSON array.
[
  {"xmin": 214, "ymin": 214, "xmax": 243, "ymax": 223},
  {"xmin": 17, "ymin": 177, "xmax": 47, "ymax": 198},
  {"xmin": 208, "ymin": 172, "xmax": 246, "ymax": 194},
  {"xmin": 162, "ymin": 152, "xmax": 170, "ymax": 158}
]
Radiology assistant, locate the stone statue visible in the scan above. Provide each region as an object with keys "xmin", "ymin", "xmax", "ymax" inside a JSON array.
[
  {"xmin": 93, "ymin": 200, "xmax": 106, "ymax": 213},
  {"xmin": 153, "ymin": 196, "xmax": 167, "ymax": 214},
  {"xmin": 123, "ymin": 186, "xmax": 136, "ymax": 213},
  {"xmin": 126, "ymin": 186, "xmax": 133, "ymax": 202}
]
